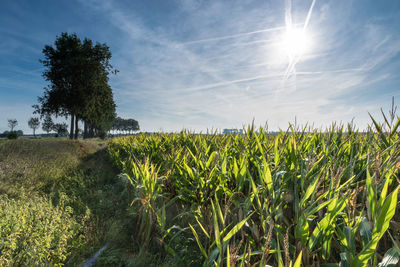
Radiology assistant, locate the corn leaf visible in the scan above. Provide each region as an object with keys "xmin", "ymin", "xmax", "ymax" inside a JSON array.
[
  {"xmin": 211, "ymin": 200, "xmax": 222, "ymax": 250},
  {"xmin": 356, "ymin": 186, "xmax": 399, "ymax": 266},
  {"xmin": 378, "ymin": 248, "xmax": 400, "ymax": 267},
  {"xmin": 189, "ymin": 223, "xmax": 208, "ymax": 258},
  {"xmin": 369, "ymin": 113, "xmax": 389, "ymax": 148},
  {"xmin": 295, "ymin": 214, "xmax": 309, "ymax": 245},
  {"xmin": 293, "ymin": 251, "xmax": 303, "ymax": 267},
  {"xmin": 274, "ymin": 136, "xmax": 280, "ymax": 166},
  {"xmin": 390, "ymin": 117, "xmax": 400, "ymax": 137},
  {"xmin": 366, "ymin": 168, "xmax": 377, "ymax": 222},
  {"xmin": 222, "ymin": 213, "xmax": 253, "ymax": 243}
]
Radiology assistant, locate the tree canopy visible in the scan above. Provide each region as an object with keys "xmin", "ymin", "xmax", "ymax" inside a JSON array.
[
  {"xmin": 112, "ymin": 117, "xmax": 140, "ymax": 135},
  {"xmin": 28, "ymin": 117, "xmax": 40, "ymax": 137},
  {"xmin": 52, "ymin": 123, "xmax": 69, "ymax": 137},
  {"xmin": 42, "ymin": 115, "xmax": 54, "ymax": 134},
  {"xmin": 8, "ymin": 119, "xmax": 17, "ymax": 132},
  {"xmin": 34, "ymin": 32, "xmax": 117, "ymax": 139}
]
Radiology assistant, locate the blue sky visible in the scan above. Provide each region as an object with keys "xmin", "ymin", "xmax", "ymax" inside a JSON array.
[{"xmin": 1, "ymin": 0, "xmax": 400, "ymax": 133}]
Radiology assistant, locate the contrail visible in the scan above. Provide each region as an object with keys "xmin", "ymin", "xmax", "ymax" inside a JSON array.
[
  {"xmin": 283, "ymin": 0, "xmax": 294, "ymax": 78},
  {"xmin": 185, "ymin": 73, "xmax": 280, "ymax": 92},
  {"xmin": 285, "ymin": 0, "xmax": 292, "ymax": 31},
  {"xmin": 180, "ymin": 25, "xmax": 289, "ymax": 45},
  {"xmin": 296, "ymin": 68, "xmax": 364, "ymax": 75},
  {"xmin": 303, "ymin": 0, "xmax": 317, "ymax": 30}
]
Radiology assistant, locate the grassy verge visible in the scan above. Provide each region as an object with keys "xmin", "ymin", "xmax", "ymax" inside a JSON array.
[{"xmin": 0, "ymin": 138, "xmax": 159, "ymax": 266}]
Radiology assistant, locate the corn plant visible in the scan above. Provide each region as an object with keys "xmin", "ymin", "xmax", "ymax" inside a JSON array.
[{"xmin": 108, "ymin": 114, "xmax": 400, "ymax": 266}]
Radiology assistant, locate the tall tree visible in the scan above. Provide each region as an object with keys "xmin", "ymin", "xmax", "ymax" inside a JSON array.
[
  {"xmin": 34, "ymin": 32, "xmax": 117, "ymax": 139},
  {"xmin": 42, "ymin": 115, "xmax": 54, "ymax": 134},
  {"xmin": 28, "ymin": 117, "xmax": 40, "ymax": 137},
  {"xmin": 35, "ymin": 33, "xmax": 81, "ymax": 139},
  {"xmin": 78, "ymin": 38, "xmax": 116, "ymax": 138},
  {"xmin": 8, "ymin": 119, "xmax": 17, "ymax": 132}
]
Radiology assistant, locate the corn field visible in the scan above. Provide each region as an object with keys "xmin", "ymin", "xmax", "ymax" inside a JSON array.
[{"xmin": 108, "ymin": 115, "xmax": 400, "ymax": 266}]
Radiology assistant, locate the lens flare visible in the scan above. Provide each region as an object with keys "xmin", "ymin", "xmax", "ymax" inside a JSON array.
[{"xmin": 283, "ymin": 27, "xmax": 311, "ymax": 60}]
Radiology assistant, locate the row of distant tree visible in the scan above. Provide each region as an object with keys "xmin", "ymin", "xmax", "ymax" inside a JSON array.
[
  {"xmin": 111, "ymin": 117, "xmax": 139, "ymax": 135},
  {"xmin": 1, "ymin": 118, "xmax": 68, "ymax": 138},
  {"xmin": 2, "ymin": 115, "xmax": 139, "ymax": 138}
]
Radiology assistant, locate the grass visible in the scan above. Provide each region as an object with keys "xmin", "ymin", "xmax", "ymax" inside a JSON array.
[
  {"xmin": 0, "ymin": 138, "xmax": 82, "ymax": 197},
  {"xmin": 0, "ymin": 138, "xmax": 162, "ymax": 266}
]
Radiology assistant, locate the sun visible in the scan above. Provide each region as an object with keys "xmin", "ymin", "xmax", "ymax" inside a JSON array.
[{"xmin": 283, "ymin": 27, "xmax": 311, "ymax": 60}]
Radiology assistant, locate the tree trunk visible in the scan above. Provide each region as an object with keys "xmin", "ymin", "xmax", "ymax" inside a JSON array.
[
  {"xmin": 89, "ymin": 124, "xmax": 94, "ymax": 138},
  {"xmin": 74, "ymin": 116, "xmax": 79, "ymax": 139},
  {"xmin": 69, "ymin": 115, "xmax": 75, "ymax": 139},
  {"xmin": 83, "ymin": 121, "xmax": 88, "ymax": 139}
]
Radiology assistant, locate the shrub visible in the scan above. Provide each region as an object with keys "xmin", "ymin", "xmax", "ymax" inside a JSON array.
[
  {"xmin": 0, "ymin": 194, "xmax": 85, "ymax": 265},
  {"xmin": 98, "ymin": 130, "xmax": 107, "ymax": 140},
  {"xmin": 7, "ymin": 131, "xmax": 18, "ymax": 139}
]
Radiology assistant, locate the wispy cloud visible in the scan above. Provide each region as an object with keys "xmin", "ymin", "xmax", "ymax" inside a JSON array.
[
  {"xmin": 180, "ymin": 25, "xmax": 289, "ymax": 46},
  {"xmin": 82, "ymin": 0, "xmax": 399, "ymax": 131},
  {"xmin": 1, "ymin": 0, "xmax": 399, "ymax": 133}
]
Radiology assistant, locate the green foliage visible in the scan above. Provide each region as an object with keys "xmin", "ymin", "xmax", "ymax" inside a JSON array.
[
  {"xmin": 35, "ymin": 32, "xmax": 117, "ymax": 139},
  {"xmin": 0, "ymin": 139, "xmax": 81, "ymax": 196},
  {"xmin": 108, "ymin": 114, "xmax": 400, "ymax": 266},
  {"xmin": 0, "ymin": 194, "xmax": 85, "ymax": 265},
  {"xmin": 0, "ymin": 138, "xmax": 134, "ymax": 266},
  {"xmin": 28, "ymin": 117, "xmax": 40, "ymax": 137},
  {"xmin": 378, "ymin": 248, "xmax": 400, "ymax": 267},
  {"xmin": 42, "ymin": 114, "xmax": 54, "ymax": 134},
  {"xmin": 53, "ymin": 122, "xmax": 69, "ymax": 136},
  {"xmin": 7, "ymin": 119, "xmax": 17, "ymax": 132},
  {"xmin": 98, "ymin": 130, "xmax": 107, "ymax": 139},
  {"xmin": 7, "ymin": 131, "xmax": 18, "ymax": 139},
  {"xmin": 111, "ymin": 117, "xmax": 140, "ymax": 135},
  {"xmin": 2, "ymin": 112, "xmax": 400, "ymax": 266},
  {"xmin": 1, "ymin": 130, "xmax": 23, "ymax": 138}
]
